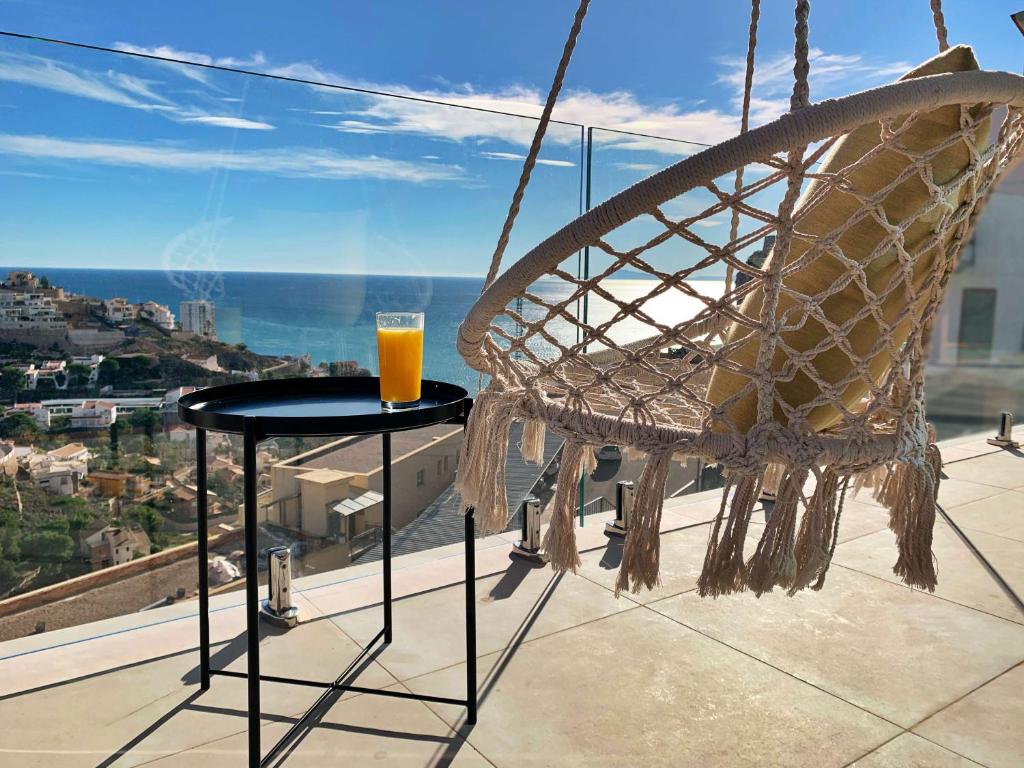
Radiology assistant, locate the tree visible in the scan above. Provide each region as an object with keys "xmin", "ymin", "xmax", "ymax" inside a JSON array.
[
  {"xmin": 66, "ymin": 363, "xmax": 93, "ymax": 388},
  {"xmin": 20, "ymin": 530, "xmax": 74, "ymax": 568},
  {"xmin": 129, "ymin": 408, "xmax": 159, "ymax": 444},
  {"xmin": 109, "ymin": 420, "xmax": 120, "ymax": 459},
  {"xmin": 38, "ymin": 275, "xmax": 50, "ymax": 289},
  {"xmin": 49, "ymin": 415, "xmax": 71, "ymax": 432},
  {"xmin": 234, "ymin": 342, "xmax": 248, "ymax": 351},
  {"xmin": 0, "ymin": 412, "xmax": 41, "ymax": 441},
  {"xmin": 125, "ymin": 504, "xmax": 163, "ymax": 541},
  {"xmin": 98, "ymin": 357, "xmax": 120, "ymax": 384},
  {"xmin": 0, "ymin": 366, "xmax": 26, "ymax": 402}
]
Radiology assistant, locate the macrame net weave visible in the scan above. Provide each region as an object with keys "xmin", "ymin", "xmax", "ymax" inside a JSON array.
[{"xmin": 456, "ymin": 0, "xmax": 1024, "ymax": 597}]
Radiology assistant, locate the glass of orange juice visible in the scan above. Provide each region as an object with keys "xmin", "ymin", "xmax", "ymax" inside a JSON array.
[{"xmin": 376, "ymin": 311, "xmax": 424, "ymax": 410}]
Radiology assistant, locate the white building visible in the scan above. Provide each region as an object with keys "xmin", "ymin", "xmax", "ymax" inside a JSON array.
[
  {"xmin": 5, "ymin": 402, "xmax": 50, "ymax": 428},
  {"xmin": 81, "ymin": 524, "xmax": 151, "ymax": 570},
  {"xmin": 102, "ymin": 298, "xmax": 138, "ymax": 324},
  {"xmin": 138, "ymin": 301, "xmax": 175, "ymax": 331},
  {"xmin": 27, "ymin": 448, "xmax": 89, "ymax": 495},
  {"xmin": 179, "ymin": 300, "xmax": 216, "ymax": 337},
  {"xmin": 18, "ymin": 360, "xmax": 68, "ymax": 391},
  {"xmin": 0, "ymin": 290, "xmax": 67, "ymax": 331},
  {"xmin": 69, "ymin": 355, "xmax": 105, "ymax": 385}
]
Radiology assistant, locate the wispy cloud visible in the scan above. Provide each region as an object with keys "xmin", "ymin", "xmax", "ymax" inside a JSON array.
[
  {"xmin": 479, "ymin": 151, "xmax": 575, "ymax": 168},
  {"xmin": 183, "ymin": 115, "xmax": 275, "ymax": 130},
  {"xmin": 0, "ymin": 133, "xmax": 465, "ymax": 183}
]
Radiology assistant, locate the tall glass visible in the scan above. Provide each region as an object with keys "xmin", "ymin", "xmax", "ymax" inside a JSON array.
[{"xmin": 376, "ymin": 312, "xmax": 424, "ymax": 410}]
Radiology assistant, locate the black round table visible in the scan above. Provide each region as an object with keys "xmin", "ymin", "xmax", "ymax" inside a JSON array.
[{"xmin": 179, "ymin": 377, "xmax": 476, "ymax": 768}]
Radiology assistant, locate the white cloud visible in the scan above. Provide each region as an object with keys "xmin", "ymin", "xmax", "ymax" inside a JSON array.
[
  {"xmin": 479, "ymin": 151, "xmax": 575, "ymax": 168},
  {"xmin": 0, "ymin": 51, "xmax": 155, "ymax": 109},
  {"xmin": 183, "ymin": 116, "xmax": 275, "ymax": 130},
  {"xmin": 0, "ymin": 133, "xmax": 465, "ymax": 183},
  {"xmin": 613, "ymin": 162, "xmax": 659, "ymax": 172}
]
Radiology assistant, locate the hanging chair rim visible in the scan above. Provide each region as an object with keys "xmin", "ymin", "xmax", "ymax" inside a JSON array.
[
  {"xmin": 458, "ymin": 68, "xmax": 1024, "ymax": 368},
  {"xmin": 515, "ymin": 390, "xmax": 910, "ymax": 469}
]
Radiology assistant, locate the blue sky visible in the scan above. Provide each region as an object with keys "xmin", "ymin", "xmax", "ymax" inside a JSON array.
[{"xmin": 0, "ymin": 1, "xmax": 1021, "ymax": 276}]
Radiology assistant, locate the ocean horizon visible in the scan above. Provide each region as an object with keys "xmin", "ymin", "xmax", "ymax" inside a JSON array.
[{"xmin": 3, "ymin": 266, "xmax": 725, "ymax": 392}]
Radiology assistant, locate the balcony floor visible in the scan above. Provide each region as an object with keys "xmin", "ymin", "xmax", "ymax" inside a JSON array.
[{"xmin": 1, "ymin": 433, "xmax": 1022, "ymax": 767}]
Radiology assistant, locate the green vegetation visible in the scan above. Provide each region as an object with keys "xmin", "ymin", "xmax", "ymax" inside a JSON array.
[
  {"xmin": 0, "ymin": 366, "xmax": 26, "ymax": 403},
  {"xmin": 0, "ymin": 412, "xmax": 41, "ymax": 440}
]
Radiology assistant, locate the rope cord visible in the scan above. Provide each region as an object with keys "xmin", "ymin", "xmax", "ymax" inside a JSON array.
[
  {"xmin": 930, "ymin": 0, "xmax": 950, "ymax": 52},
  {"xmin": 725, "ymin": 0, "xmax": 762, "ymax": 295},
  {"xmin": 791, "ymin": 0, "xmax": 811, "ymax": 111},
  {"xmin": 481, "ymin": 0, "xmax": 591, "ymax": 293}
]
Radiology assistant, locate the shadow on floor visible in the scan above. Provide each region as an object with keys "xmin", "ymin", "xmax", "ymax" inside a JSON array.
[
  {"xmin": 95, "ymin": 689, "xmax": 204, "ymax": 768},
  {"xmin": 181, "ymin": 621, "xmax": 289, "ymax": 685},
  {"xmin": 598, "ymin": 537, "xmax": 624, "ymax": 570},
  {"xmin": 488, "ymin": 556, "xmax": 545, "ymax": 600}
]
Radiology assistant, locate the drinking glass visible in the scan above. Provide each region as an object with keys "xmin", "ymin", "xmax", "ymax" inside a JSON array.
[{"xmin": 376, "ymin": 312, "xmax": 424, "ymax": 410}]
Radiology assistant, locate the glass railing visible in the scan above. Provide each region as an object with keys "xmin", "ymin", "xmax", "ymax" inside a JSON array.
[{"xmin": 0, "ymin": 32, "xmax": 584, "ymax": 642}]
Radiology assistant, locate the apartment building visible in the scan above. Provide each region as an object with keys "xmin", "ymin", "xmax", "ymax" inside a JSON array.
[
  {"xmin": 102, "ymin": 298, "xmax": 138, "ymax": 324},
  {"xmin": 258, "ymin": 425, "xmax": 463, "ymax": 555},
  {"xmin": 0, "ymin": 290, "xmax": 68, "ymax": 331},
  {"xmin": 179, "ymin": 300, "xmax": 216, "ymax": 337},
  {"xmin": 138, "ymin": 301, "xmax": 176, "ymax": 331}
]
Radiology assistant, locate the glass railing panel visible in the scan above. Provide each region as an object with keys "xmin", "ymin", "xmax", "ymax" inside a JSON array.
[{"xmin": 0, "ymin": 33, "xmax": 584, "ymax": 643}]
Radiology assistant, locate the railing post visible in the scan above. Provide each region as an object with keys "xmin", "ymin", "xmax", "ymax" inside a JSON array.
[
  {"xmin": 987, "ymin": 411, "xmax": 1020, "ymax": 449},
  {"xmin": 605, "ymin": 480, "xmax": 635, "ymax": 536},
  {"xmin": 512, "ymin": 495, "xmax": 548, "ymax": 563}
]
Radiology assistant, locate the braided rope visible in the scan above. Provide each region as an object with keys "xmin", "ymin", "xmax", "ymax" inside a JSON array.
[
  {"xmin": 725, "ymin": 0, "xmax": 762, "ymax": 296},
  {"xmin": 790, "ymin": 0, "xmax": 811, "ymax": 111},
  {"xmin": 931, "ymin": 0, "xmax": 950, "ymax": 52},
  {"xmin": 481, "ymin": 0, "xmax": 590, "ymax": 294}
]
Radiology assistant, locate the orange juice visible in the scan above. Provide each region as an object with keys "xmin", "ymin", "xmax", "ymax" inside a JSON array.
[{"xmin": 377, "ymin": 327, "xmax": 423, "ymax": 404}]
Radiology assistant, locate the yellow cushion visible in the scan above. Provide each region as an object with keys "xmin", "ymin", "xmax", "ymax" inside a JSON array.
[{"xmin": 706, "ymin": 45, "xmax": 990, "ymax": 434}]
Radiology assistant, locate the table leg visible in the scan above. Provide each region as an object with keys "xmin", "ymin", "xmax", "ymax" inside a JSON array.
[
  {"xmin": 465, "ymin": 507, "xmax": 477, "ymax": 724},
  {"xmin": 243, "ymin": 417, "xmax": 261, "ymax": 768},
  {"xmin": 197, "ymin": 428, "xmax": 210, "ymax": 691},
  {"xmin": 382, "ymin": 432, "xmax": 392, "ymax": 644}
]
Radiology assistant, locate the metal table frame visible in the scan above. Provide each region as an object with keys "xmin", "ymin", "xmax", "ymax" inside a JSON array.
[{"xmin": 181, "ymin": 378, "xmax": 476, "ymax": 767}]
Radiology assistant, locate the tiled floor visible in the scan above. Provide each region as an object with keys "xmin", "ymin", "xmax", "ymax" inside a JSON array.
[{"xmin": 0, "ymin": 435, "xmax": 1022, "ymax": 766}]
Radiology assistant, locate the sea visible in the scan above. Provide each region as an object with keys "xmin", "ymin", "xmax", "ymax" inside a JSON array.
[{"xmin": 4, "ymin": 268, "xmax": 725, "ymax": 392}]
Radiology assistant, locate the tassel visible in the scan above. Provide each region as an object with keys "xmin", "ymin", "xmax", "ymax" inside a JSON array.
[
  {"xmin": 812, "ymin": 475, "xmax": 850, "ymax": 591},
  {"xmin": 580, "ymin": 445, "xmax": 598, "ymax": 476},
  {"xmin": 519, "ymin": 418, "xmax": 547, "ymax": 464},
  {"xmin": 890, "ymin": 460, "xmax": 939, "ymax": 591},
  {"xmin": 760, "ymin": 462, "xmax": 785, "ymax": 501},
  {"xmin": 456, "ymin": 390, "xmax": 516, "ymax": 534},
  {"xmin": 542, "ymin": 442, "xmax": 587, "ymax": 573},
  {"xmin": 615, "ymin": 452, "xmax": 673, "ymax": 595},
  {"xmin": 455, "ymin": 389, "xmax": 496, "ymax": 508},
  {"xmin": 697, "ymin": 473, "xmax": 760, "ymax": 597},
  {"xmin": 746, "ymin": 469, "xmax": 807, "ymax": 596},
  {"xmin": 789, "ymin": 469, "xmax": 840, "ymax": 594}
]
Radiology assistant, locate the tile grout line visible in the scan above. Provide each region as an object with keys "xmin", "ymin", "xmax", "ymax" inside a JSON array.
[
  {"xmin": 641, "ymin": 600, "xmax": 908, "ymax": 731},
  {"xmin": 827, "ymin": 563, "xmax": 1024, "ymax": 627},
  {"xmin": 908, "ymin": 658, "xmax": 1024, "ymax": 736}
]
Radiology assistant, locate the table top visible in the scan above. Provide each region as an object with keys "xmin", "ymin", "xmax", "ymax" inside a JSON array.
[{"xmin": 177, "ymin": 377, "xmax": 470, "ymax": 437}]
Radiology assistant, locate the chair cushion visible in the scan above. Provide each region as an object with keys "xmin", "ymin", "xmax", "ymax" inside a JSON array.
[{"xmin": 706, "ymin": 45, "xmax": 990, "ymax": 434}]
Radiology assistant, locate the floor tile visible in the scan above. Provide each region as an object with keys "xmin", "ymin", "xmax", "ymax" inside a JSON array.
[
  {"xmin": 941, "ymin": 451, "xmax": 1024, "ymax": 491},
  {"xmin": 914, "ymin": 663, "xmax": 1024, "ymax": 768},
  {"xmin": 943, "ymin": 490, "xmax": 1024, "ymax": 543},
  {"xmin": 330, "ymin": 560, "xmax": 630, "ymax": 682},
  {"xmin": 936, "ymin": 477, "xmax": 1008, "ymax": 509},
  {"xmin": 849, "ymin": 733, "xmax": 980, "ymax": 767},
  {"xmin": 148, "ymin": 685, "xmax": 492, "ymax": 767},
  {"xmin": 406, "ymin": 608, "xmax": 898, "ymax": 768},
  {"xmin": 648, "ymin": 568, "xmax": 1024, "ymax": 727},
  {"xmin": 833, "ymin": 523, "xmax": 1024, "ymax": 624},
  {"xmin": 576, "ymin": 525, "xmax": 708, "ymax": 604}
]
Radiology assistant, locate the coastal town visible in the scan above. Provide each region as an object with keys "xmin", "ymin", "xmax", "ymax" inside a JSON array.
[{"xmin": 0, "ymin": 270, "xmax": 440, "ymax": 639}]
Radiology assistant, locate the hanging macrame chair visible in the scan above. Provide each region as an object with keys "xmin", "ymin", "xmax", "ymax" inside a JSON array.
[{"xmin": 456, "ymin": 0, "xmax": 1024, "ymax": 597}]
